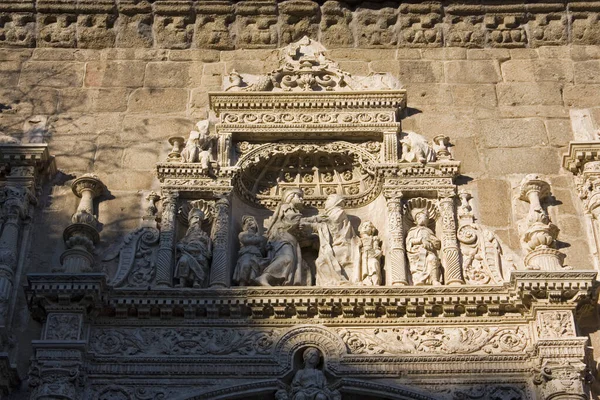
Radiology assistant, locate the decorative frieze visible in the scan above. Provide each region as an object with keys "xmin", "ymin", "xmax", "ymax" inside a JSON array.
[{"xmin": 1, "ymin": 1, "xmax": 598, "ymax": 49}]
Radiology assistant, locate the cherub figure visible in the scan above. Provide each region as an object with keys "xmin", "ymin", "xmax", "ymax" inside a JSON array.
[{"xmin": 180, "ymin": 120, "xmax": 216, "ymax": 175}]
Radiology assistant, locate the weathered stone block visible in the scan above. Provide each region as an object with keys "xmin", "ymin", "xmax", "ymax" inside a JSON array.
[
  {"xmin": 127, "ymin": 88, "xmax": 188, "ymax": 113},
  {"xmin": 421, "ymin": 48, "xmax": 466, "ymax": 60},
  {"xmin": 168, "ymin": 49, "xmax": 220, "ymax": 62},
  {"xmin": 479, "ymin": 118, "xmax": 547, "ymax": 148},
  {"xmin": 59, "ymin": 88, "xmax": 129, "ymax": 113},
  {"xmin": 496, "ymin": 82, "xmax": 563, "ymax": 106},
  {"xmin": 93, "ymin": 139, "xmax": 124, "ymax": 172},
  {"xmin": 501, "ymin": 59, "xmax": 573, "ymax": 82},
  {"xmin": 563, "ymin": 84, "xmax": 600, "ymax": 107},
  {"xmin": 544, "ymin": 119, "xmax": 573, "ymax": 147},
  {"xmin": 571, "ymin": 45, "xmax": 600, "ymax": 61},
  {"xmin": 20, "ymin": 61, "xmax": 84, "ymax": 87},
  {"xmin": 477, "ymin": 179, "xmax": 511, "ymax": 227},
  {"xmin": 497, "ymin": 105, "xmax": 569, "ymax": 119},
  {"xmin": 445, "ymin": 60, "xmax": 501, "ymax": 83},
  {"xmin": 50, "ymin": 139, "xmax": 96, "ymax": 173},
  {"xmin": 466, "ymin": 49, "xmax": 510, "ymax": 60},
  {"xmin": 574, "ymin": 60, "xmax": 600, "ymax": 84},
  {"xmin": 122, "ymin": 142, "xmax": 161, "ymax": 170},
  {"xmin": 121, "ymin": 115, "xmax": 194, "ymax": 141},
  {"xmin": 482, "ymin": 147, "xmax": 561, "ymax": 175},
  {"xmin": 327, "ymin": 48, "xmax": 397, "ymax": 62},
  {"xmin": 100, "ymin": 170, "xmax": 156, "ymax": 191},
  {"xmin": 402, "ymin": 83, "xmax": 452, "ymax": 106},
  {"xmin": 0, "ymin": 86, "xmax": 59, "ymax": 115},
  {"xmin": 85, "ymin": 61, "xmax": 146, "ymax": 87},
  {"xmin": 391, "ymin": 60, "xmax": 444, "ymax": 83},
  {"xmin": 449, "ymin": 84, "xmax": 497, "ymax": 108},
  {"xmin": 509, "ymin": 48, "xmax": 539, "ymax": 59},
  {"xmin": 49, "ymin": 113, "xmax": 122, "ymax": 137},
  {"xmin": 451, "ymin": 136, "xmax": 482, "ymax": 176},
  {"xmin": 145, "ymin": 62, "xmax": 192, "ymax": 88}
]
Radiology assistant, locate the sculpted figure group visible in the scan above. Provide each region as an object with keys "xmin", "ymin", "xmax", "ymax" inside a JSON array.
[
  {"xmin": 172, "ymin": 190, "xmax": 443, "ymax": 288},
  {"xmin": 233, "ymin": 190, "xmax": 443, "ymax": 287}
]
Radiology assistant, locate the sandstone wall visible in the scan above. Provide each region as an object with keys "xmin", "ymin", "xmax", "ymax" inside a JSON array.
[{"xmin": 0, "ymin": 45, "xmax": 595, "ymax": 271}]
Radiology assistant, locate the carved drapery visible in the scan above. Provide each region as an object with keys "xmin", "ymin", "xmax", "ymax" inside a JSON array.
[
  {"xmin": 155, "ymin": 190, "xmax": 179, "ymax": 287},
  {"xmin": 209, "ymin": 196, "xmax": 231, "ymax": 288},
  {"xmin": 384, "ymin": 194, "xmax": 408, "ymax": 286},
  {"xmin": 438, "ymin": 193, "xmax": 464, "ymax": 285}
]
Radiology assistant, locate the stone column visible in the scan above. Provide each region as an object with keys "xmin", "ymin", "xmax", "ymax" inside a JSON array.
[
  {"xmin": 0, "ymin": 184, "xmax": 34, "ymax": 324},
  {"xmin": 61, "ymin": 175, "xmax": 104, "ymax": 273},
  {"xmin": 382, "ymin": 131, "xmax": 399, "ymax": 163},
  {"xmin": 155, "ymin": 190, "xmax": 178, "ymax": 287},
  {"xmin": 438, "ymin": 191, "xmax": 464, "ymax": 285},
  {"xmin": 218, "ymin": 132, "xmax": 232, "ymax": 167},
  {"xmin": 209, "ymin": 195, "xmax": 231, "ymax": 287},
  {"xmin": 384, "ymin": 193, "xmax": 408, "ymax": 286}
]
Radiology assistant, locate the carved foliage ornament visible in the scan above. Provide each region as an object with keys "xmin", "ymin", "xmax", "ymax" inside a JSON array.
[
  {"xmin": 90, "ymin": 328, "xmax": 281, "ymax": 357},
  {"xmin": 337, "ymin": 326, "xmax": 530, "ymax": 355}
]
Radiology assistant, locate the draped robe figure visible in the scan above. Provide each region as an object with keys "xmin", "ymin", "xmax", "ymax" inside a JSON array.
[
  {"xmin": 308, "ymin": 194, "xmax": 361, "ymax": 286},
  {"xmin": 406, "ymin": 208, "xmax": 442, "ymax": 286},
  {"xmin": 174, "ymin": 209, "xmax": 212, "ymax": 288},
  {"xmin": 254, "ymin": 189, "xmax": 310, "ymax": 286},
  {"xmin": 232, "ymin": 215, "xmax": 267, "ymax": 286}
]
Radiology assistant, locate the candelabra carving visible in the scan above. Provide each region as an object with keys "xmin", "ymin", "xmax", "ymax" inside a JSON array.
[
  {"xmin": 60, "ymin": 174, "xmax": 105, "ymax": 273},
  {"xmin": 518, "ymin": 174, "xmax": 565, "ymax": 271}
]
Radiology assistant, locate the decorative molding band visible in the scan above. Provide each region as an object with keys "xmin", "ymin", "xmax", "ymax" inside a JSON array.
[{"xmin": 0, "ymin": 1, "xmax": 599, "ymax": 49}]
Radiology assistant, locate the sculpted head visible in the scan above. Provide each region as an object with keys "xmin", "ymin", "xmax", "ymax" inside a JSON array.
[
  {"xmin": 324, "ymin": 193, "xmax": 344, "ymax": 210},
  {"xmin": 188, "ymin": 208, "xmax": 205, "ymax": 225},
  {"xmin": 411, "ymin": 208, "xmax": 429, "ymax": 227},
  {"xmin": 242, "ymin": 215, "xmax": 258, "ymax": 233},
  {"xmin": 282, "ymin": 188, "xmax": 304, "ymax": 208},
  {"xmin": 302, "ymin": 347, "xmax": 321, "ymax": 368},
  {"xmin": 358, "ymin": 221, "xmax": 376, "ymax": 236}
]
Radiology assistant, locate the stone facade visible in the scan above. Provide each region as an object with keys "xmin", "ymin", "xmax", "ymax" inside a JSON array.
[{"xmin": 0, "ymin": 1, "xmax": 599, "ymax": 400}]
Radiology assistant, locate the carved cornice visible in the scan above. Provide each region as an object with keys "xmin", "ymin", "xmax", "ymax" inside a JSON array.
[
  {"xmin": 563, "ymin": 141, "xmax": 600, "ymax": 174},
  {"xmin": 25, "ymin": 271, "xmax": 596, "ymax": 322},
  {"xmin": 0, "ymin": 1, "xmax": 598, "ymax": 49}
]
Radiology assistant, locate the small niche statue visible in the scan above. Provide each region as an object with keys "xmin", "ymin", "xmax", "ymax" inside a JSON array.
[
  {"xmin": 276, "ymin": 347, "xmax": 341, "ymax": 400},
  {"xmin": 174, "ymin": 208, "xmax": 212, "ymax": 288},
  {"xmin": 232, "ymin": 215, "xmax": 268, "ymax": 286},
  {"xmin": 180, "ymin": 120, "xmax": 217, "ymax": 175},
  {"xmin": 406, "ymin": 204, "xmax": 442, "ymax": 286},
  {"xmin": 358, "ymin": 221, "xmax": 382, "ymax": 286}
]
